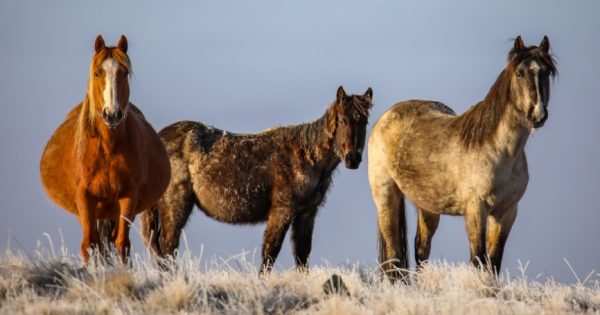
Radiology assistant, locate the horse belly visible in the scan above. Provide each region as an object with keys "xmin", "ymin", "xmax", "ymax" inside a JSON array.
[
  {"xmin": 195, "ymin": 181, "xmax": 270, "ymax": 224},
  {"xmin": 40, "ymin": 120, "xmax": 78, "ymax": 214},
  {"xmin": 394, "ymin": 154, "xmax": 462, "ymax": 215},
  {"xmin": 400, "ymin": 181, "xmax": 463, "ymax": 215}
]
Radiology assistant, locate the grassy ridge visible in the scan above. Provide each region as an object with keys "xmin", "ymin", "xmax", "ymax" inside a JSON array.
[{"xmin": 0, "ymin": 248, "xmax": 598, "ymax": 315}]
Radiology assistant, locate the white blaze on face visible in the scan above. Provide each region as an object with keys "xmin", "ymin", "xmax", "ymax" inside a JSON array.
[
  {"xmin": 101, "ymin": 58, "xmax": 121, "ymax": 115},
  {"xmin": 529, "ymin": 61, "xmax": 546, "ymax": 119}
]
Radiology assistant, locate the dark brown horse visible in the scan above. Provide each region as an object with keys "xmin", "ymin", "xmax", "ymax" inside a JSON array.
[
  {"xmin": 141, "ymin": 86, "xmax": 373, "ymax": 273},
  {"xmin": 40, "ymin": 35, "xmax": 171, "ymax": 263}
]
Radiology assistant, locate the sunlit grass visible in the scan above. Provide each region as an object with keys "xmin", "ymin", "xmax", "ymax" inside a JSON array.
[{"xmin": 0, "ymin": 236, "xmax": 599, "ymax": 314}]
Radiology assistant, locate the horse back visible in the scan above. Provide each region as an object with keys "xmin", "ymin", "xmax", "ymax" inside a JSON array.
[
  {"xmin": 159, "ymin": 121, "xmax": 279, "ymax": 223},
  {"xmin": 390, "ymin": 99, "xmax": 456, "ymax": 118},
  {"xmin": 371, "ymin": 100, "xmax": 455, "ymax": 146}
]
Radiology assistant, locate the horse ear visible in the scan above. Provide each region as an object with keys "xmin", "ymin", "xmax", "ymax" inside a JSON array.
[
  {"xmin": 95, "ymin": 35, "xmax": 105, "ymax": 53},
  {"xmin": 539, "ymin": 35, "xmax": 550, "ymax": 54},
  {"xmin": 117, "ymin": 35, "xmax": 128, "ymax": 53},
  {"xmin": 513, "ymin": 36, "xmax": 525, "ymax": 54},
  {"xmin": 336, "ymin": 86, "xmax": 346, "ymax": 103},
  {"xmin": 364, "ymin": 87, "xmax": 373, "ymax": 100}
]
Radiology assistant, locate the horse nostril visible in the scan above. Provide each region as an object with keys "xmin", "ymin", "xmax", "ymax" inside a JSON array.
[{"xmin": 116, "ymin": 109, "xmax": 123, "ymax": 121}]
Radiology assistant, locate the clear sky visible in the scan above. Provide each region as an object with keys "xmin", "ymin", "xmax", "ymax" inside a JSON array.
[{"xmin": 1, "ymin": 1, "xmax": 598, "ymax": 283}]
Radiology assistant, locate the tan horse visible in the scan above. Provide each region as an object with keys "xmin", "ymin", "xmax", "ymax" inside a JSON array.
[
  {"xmin": 40, "ymin": 35, "xmax": 171, "ymax": 263},
  {"xmin": 369, "ymin": 36, "xmax": 557, "ymax": 280}
]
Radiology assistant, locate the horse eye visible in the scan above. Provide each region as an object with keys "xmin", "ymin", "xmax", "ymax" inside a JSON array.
[
  {"xmin": 94, "ymin": 70, "xmax": 100, "ymax": 77},
  {"xmin": 516, "ymin": 70, "xmax": 524, "ymax": 78}
]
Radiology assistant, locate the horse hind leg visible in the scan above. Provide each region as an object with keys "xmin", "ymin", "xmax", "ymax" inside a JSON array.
[
  {"xmin": 141, "ymin": 157, "xmax": 195, "ymax": 266},
  {"xmin": 371, "ymin": 175, "xmax": 409, "ymax": 281},
  {"xmin": 157, "ymin": 180, "xmax": 195, "ymax": 259},
  {"xmin": 141, "ymin": 204, "xmax": 162, "ymax": 257},
  {"xmin": 415, "ymin": 208, "xmax": 440, "ymax": 269},
  {"xmin": 487, "ymin": 206, "xmax": 517, "ymax": 275}
]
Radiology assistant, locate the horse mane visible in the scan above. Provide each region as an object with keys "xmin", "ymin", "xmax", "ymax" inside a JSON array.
[
  {"xmin": 453, "ymin": 70, "xmax": 512, "ymax": 150},
  {"xmin": 266, "ymin": 97, "xmax": 371, "ymax": 164},
  {"xmin": 454, "ymin": 45, "xmax": 557, "ymax": 150},
  {"xmin": 347, "ymin": 95, "xmax": 372, "ymax": 117},
  {"xmin": 263, "ymin": 103, "xmax": 334, "ymax": 164}
]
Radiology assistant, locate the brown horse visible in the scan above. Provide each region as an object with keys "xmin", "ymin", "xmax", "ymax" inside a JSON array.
[
  {"xmin": 369, "ymin": 36, "xmax": 557, "ymax": 281},
  {"xmin": 40, "ymin": 35, "xmax": 171, "ymax": 263},
  {"xmin": 141, "ymin": 86, "xmax": 373, "ymax": 273}
]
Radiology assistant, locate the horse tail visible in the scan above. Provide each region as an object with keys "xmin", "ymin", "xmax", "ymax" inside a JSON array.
[
  {"xmin": 396, "ymin": 196, "xmax": 410, "ymax": 270},
  {"xmin": 377, "ymin": 228, "xmax": 386, "ymax": 269},
  {"xmin": 141, "ymin": 204, "xmax": 162, "ymax": 257},
  {"xmin": 97, "ymin": 219, "xmax": 116, "ymax": 256}
]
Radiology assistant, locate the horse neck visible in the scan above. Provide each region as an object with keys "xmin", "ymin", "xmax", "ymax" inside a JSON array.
[
  {"xmin": 457, "ymin": 69, "xmax": 531, "ymax": 157},
  {"xmin": 294, "ymin": 112, "xmax": 339, "ymax": 168},
  {"xmin": 493, "ymin": 103, "xmax": 531, "ymax": 157}
]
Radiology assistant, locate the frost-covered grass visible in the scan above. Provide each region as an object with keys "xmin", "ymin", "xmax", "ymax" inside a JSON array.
[{"xmin": 0, "ymin": 246, "xmax": 599, "ymax": 315}]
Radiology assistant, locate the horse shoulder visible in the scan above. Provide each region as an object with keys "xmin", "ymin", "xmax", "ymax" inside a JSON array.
[{"xmin": 504, "ymin": 152, "xmax": 529, "ymax": 203}]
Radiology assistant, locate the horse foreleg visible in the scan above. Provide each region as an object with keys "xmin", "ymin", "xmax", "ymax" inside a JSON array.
[
  {"xmin": 465, "ymin": 199, "xmax": 488, "ymax": 269},
  {"xmin": 291, "ymin": 208, "xmax": 318, "ymax": 272},
  {"xmin": 487, "ymin": 206, "xmax": 517, "ymax": 275},
  {"xmin": 415, "ymin": 208, "xmax": 440, "ymax": 269},
  {"xmin": 76, "ymin": 191, "xmax": 99, "ymax": 264},
  {"xmin": 115, "ymin": 195, "xmax": 137, "ymax": 264},
  {"xmin": 260, "ymin": 207, "xmax": 292, "ymax": 275}
]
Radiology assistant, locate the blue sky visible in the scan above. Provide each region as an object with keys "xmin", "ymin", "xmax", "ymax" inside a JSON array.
[{"xmin": 0, "ymin": 1, "xmax": 598, "ymax": 283}]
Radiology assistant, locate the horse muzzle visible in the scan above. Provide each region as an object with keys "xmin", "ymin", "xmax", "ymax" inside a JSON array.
[
  {"xmin": 529, "ymin": 110, "xmax": 548, "ymax": 129},
  {"xmin": 102, "ymin": 108, "xmax": 125, "ymax": 128},
  {"xmin": 344, "ymin": 152, "xmax": 362, "ymax": 169}
]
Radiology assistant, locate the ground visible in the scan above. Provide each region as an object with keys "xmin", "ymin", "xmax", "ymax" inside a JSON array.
[{"xmin": 0, "ymin": 247, "xmax": 598, "ymax": 315}]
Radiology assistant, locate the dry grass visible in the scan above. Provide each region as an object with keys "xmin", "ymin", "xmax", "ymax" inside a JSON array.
[{"xmin": 0, "ymin": 246, "xmax": 599, "ymax": 315}]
